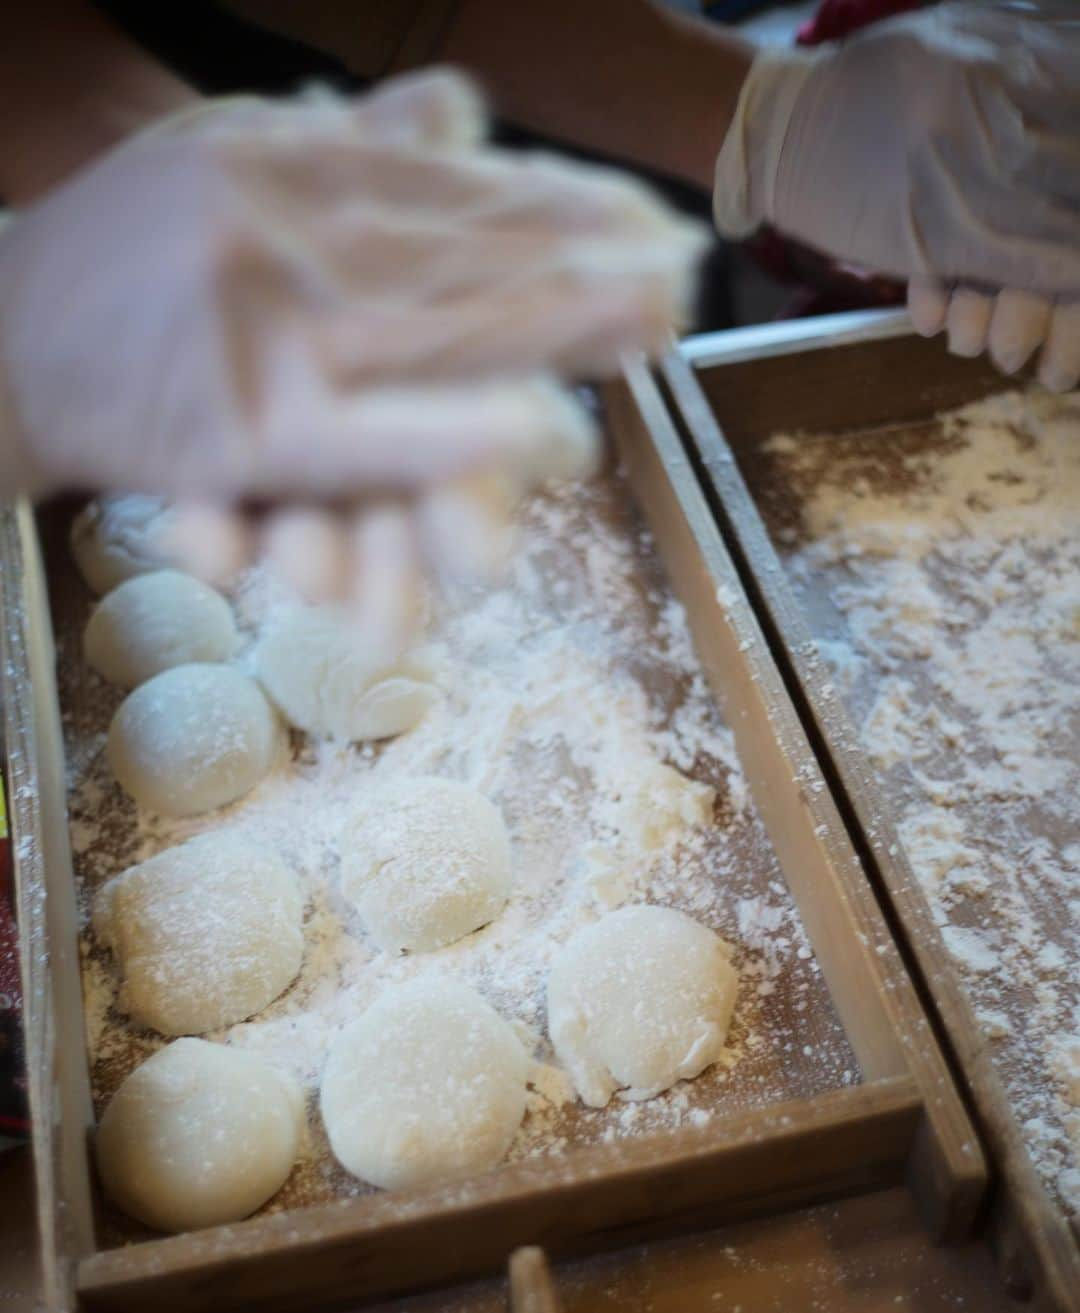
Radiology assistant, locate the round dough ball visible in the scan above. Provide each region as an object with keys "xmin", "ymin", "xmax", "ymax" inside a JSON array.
[
  {"xmin": 341, "ymin": 777, "xmax": 511, "ymax": 954},
  {"xmin": 547, "ymin": 905, "xmax": 737, "ymax": 1108},
  {"xmin": 93, "ymin": 832, "xmax": 304, "ymax": 1035},
  {"xmin": 70, "ymin": 495, "xmax": 178, "ymax": 595},
  {"xmin": 255, "ymin": 605, "xmax": 437, "ymax": 742},
  {"xmin": 85, "ymin": 570, "xmax": 239, "ymax": 689},
  {"xmin": 107, "ymin": 664, "xmax": 282, "ymax": 817},
  {"xmin": 96, "ymin": 1038, "xmax": 303, "ymax": 1232},
  {"xmin": 320, "ymin": 979, "xmax": 527, "ymax": 1190}
]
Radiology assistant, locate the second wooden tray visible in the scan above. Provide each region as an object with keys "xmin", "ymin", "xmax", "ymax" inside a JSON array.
[{"xmin": 660, "ymin": 310, "xmax": 1080, "ymax": 1312}]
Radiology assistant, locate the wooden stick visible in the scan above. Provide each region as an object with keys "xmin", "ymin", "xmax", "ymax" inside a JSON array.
[{"xmin": 509, "ymin": 1247, "xmax": 561, "ymax": 1313}]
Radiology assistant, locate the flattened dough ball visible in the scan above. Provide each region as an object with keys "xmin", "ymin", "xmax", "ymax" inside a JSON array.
[
  {"xmin": 548, "ymin": 905, "xmax": 737, "ymax": 1107},
  {"xmin": 85, "ymin": 570, "xmax": 239, "ymax": 688},
  {"xmin": 70, "ymin": 494, "xmax": 178, "ymax": 595},
  {"xmin": 255, "ymin": 605, "xmax": 437, "ymax": 742},
  {"xmin": 94, "ymin": 832, "xmax": 304, "ymax": 1035},
  {"xmin": 96, "ymin": 1038, "xmax": 303, "ymax": 1232},
  {"xmin": 320, "ymin": 979, "xmax": 527, "ymax": 1190},
  {"xmin": 341, "ymin": 777, "xmax": 511, "ymax": 954},
  {"xmin": 107, "ymin": 664, "xmax": 282, "ymax": 816}
]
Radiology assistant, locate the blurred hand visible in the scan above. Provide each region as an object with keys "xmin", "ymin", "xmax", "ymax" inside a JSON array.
[
  {"xmin": 715, "ymin": 3, "xmax": 1080, "ymax": 378},
  {"xmin": 0, "ymin": 69, "xmax": 706, "ymax": 641},
  {"xmin": 908, "ymin": 277, "xmax": 1080, "ymax": 393}
]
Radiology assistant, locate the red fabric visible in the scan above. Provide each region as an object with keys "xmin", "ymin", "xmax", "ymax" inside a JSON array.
[{"xmin": 797, "ymin": 0, "xmax": 925, "ymax": 47}]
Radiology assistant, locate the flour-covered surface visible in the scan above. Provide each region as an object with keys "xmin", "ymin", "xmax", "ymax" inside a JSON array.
[
  {"xmin": 45, "ymin": 468, "xmax": 858, "ymax": 1244},
  {"xmin": 745, "ymin": 387, "xmax": 1080, "ymax": 1214}
]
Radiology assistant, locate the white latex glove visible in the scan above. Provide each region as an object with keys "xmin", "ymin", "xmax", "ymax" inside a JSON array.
[
  {"xmin": 715, "ymin": 4, "xmax": 1080, "ymax": 297},
  {"xmin": 908, "ymin": 277, "xmax": 1080, "ymax": 393},
  {"xmin": 0, "ymin": 69, "xmax": 706, "ymax": 634}
]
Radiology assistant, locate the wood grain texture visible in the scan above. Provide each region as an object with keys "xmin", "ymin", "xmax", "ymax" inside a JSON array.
[
  {"xmin": 664, "ymin": 330, "xmax": 1080, "ymax": 1312},
  {"xmin": 76, "ymin": 1079, "xmax": 921, "ymax": 1313}
]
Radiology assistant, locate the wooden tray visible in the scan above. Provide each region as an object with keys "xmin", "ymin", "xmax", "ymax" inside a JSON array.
[
  {"xmin": 658, "ymin": 309, "xmax": 1080, "ymax": 1312},
  {"xmin": 1, "ymin": 378, "xmax": 985, "ymax": 1313}
]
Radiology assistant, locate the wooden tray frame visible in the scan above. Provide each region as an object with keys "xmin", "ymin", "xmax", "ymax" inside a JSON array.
[
  {"xmin": 1, "ymin": 375, "xmax": 985, "ymax": 1313},
  {"xmin": 659, "ymin": 308, "xmax": 1080, "ymax": 1312}
]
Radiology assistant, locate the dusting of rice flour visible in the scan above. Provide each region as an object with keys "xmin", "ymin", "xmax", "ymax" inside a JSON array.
[{"xmin": 766, "ymin": 387, "xmax": 1080, "ymax": 1213}]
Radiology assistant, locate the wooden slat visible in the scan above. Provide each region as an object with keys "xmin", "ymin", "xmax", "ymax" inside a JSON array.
[
  {"xmin": 690, "ymin": 331, "xmax": 1022, "ymax": 451},
  {"xmin": 77, "ymin": 1079, "xmax": 920, "ymax": 1313},
  {"xmin": 0, "ymin": 504, "xmax": 96, "ymax": 1313},
  {"xmin": 508, "ymin": 1247, "xmax": 561, "ymax": 1313},
  {"xmin": 663, "ymin": 336, "xmax": 1080, "ymax": 1312},
  {"xmin": 607, "ymin": 359, "xmax": 986, "ymax": 1244}
]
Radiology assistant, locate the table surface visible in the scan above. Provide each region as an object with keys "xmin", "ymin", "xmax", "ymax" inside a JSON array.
[{"xmin": 1, "ymin": 1144, "xmax": 1014, "ymax": 1312}]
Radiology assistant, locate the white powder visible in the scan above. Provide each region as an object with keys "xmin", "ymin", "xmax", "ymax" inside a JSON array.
[
  {"xmin": 763, "ymin": 387, "xmax": 1080, "ymax": 1213},
  {"xmin": 61, "ymin": 469, "xmax": 858, "ymax": 1227}
]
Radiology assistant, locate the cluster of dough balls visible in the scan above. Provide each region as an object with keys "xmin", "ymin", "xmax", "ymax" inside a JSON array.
[
  {"xmin": 91, "ymin": 832, "xmax": 309, "ymax": 1231},
  {"xmin": 315, "ymin": 904, "xmax": 737, "ymax": 1194},
  {"xmin": 73, "ymin": 498, "xmax": 281, "ymax": 817},
  {"xmin": 74, "ymin": 497, "xmax": 439, "ymax": 819},
  {"xmin": 79, "ymin": 500, "xmax": 738, "ymax": 1228}
]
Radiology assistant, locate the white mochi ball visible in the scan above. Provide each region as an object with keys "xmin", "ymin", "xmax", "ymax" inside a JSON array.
[
  {"xmin": 320, "ymin": 979, "xmax": 527, "ymax": 1190},
  {"xmin": 255, "ymin": 605, "xmax": 437, "ymax": 742},
  {"xmin": 547, "ymin": 905, "xmax": 737, "ymax": 1108},
  {"xmin": 96, "ymin": 1039, "xmax": 303, "ymax": 1232},
  {"xmin": 341, "ymin": 777, "xmax": 511, "ymax": 954},
  {"xmin": 94, "ymin": 832, "xmax": 304, "ymax": 1035},
  {"xmin": 70, "ymin": 495, "xmax": 179, "ymax": 595},
  {"xmin": 107, "ymin": 664, "xmax": 282, "ymax": 817},
  {"xmin": 84, "ymin": 570, "xmax": 239, "ymax": 689}
]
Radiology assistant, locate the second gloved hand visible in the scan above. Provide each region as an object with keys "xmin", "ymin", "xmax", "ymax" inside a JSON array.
[{"xmin": 714, "ymin": 4, "xmax": 1080, "ymax": 300}]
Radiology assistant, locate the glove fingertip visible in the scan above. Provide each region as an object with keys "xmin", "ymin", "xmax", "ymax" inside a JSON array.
[
  {"xmin": 946, "ymin": 288, "xmax": 993, "ymax": 359},
  {"xmin": 907, "ymin": 278, "xmax": 948, "ymax": 338},
  {"xmin": 1038, "ymin": 359, "xmax": 1079, "ymax": 395}
]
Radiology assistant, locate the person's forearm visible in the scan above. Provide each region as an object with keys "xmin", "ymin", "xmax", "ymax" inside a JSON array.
[
  {"xmin": 438, "ymin": 0, "xmax": 754, "ymax": 191},
  {"xmin": 0, "ymin": 0, "xmax": 198, "ymax": 204}
]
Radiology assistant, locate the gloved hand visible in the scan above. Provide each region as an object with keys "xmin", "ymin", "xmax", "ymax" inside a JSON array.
[
  {"xmin": 908, "ymin": 277, "xmax": 1080, "ymax": 393},
  {"xmin": 0, "ymin": 69, "xmax": 706, "ymax": 635},
  {"xmin": 715, "ymin": 4, "xmax": 1080, "ymax": 300}
]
